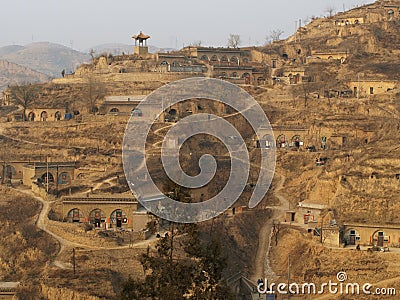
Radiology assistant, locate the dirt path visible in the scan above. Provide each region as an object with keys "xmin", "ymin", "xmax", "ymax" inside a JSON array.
[
  {"xmin": 251, "ymin": 172, "xmax": 289, "ymax": 282},
  {"xmin": 15, "ymin": 187, "xmax": 158, "ymax": 269},
  {"xmin": 83, "ymin": 175, "xmax": 118, "ymax": 194}
]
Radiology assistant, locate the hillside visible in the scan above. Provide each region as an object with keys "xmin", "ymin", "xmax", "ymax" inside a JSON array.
[
  {"xmin": 0, "ymin": 42, "xmax": 90, "ymax": 77},
  {"xmin": 259, "ymin": 0, "xmax": 400, "ymax": 82},
  {"xmin": 0, "ymin": 59, "xmax": 50, "ymax": 92}
]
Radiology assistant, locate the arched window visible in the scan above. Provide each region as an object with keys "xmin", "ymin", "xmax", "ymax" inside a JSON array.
[
  {"xmin": 41, "ymin": 172, "xmax": 54, "ymax": 184},
  {"xmin": 110, "ymin": 209, "xmax": 128, "ymax": 228},
  {"xmin": 67, "ymin": 208, "xmax": 84, "ymax": 223},
  {"xmin": 132, "ymin": 108, "xmax": 143, "ymax": 117},
  {"xmin": 200, "ymin": 55, "xmax": 208, "ymax": 61},
  {"xmin": 160, "ymin": 61, "xmax": 169, "ymax": 66},
  {"xmin": 242, "ymin": 72, "xmax": 250, "ymax": 78},
  {"xmin": 260, "ymin": 134, "xmax": 275, "ymax": 149},
  {"xmin": 277, "ymin": 134, "xmax": 286, "ymax": 148},
  {"xmin": 110, "ymin": 107, "xmax": 119, "ymax": 113},
  {"xmin": 230, "ymin": 56, "xmax": 238, "ymax": 63},
  {"xmin": 211, "ymin": 55, "xmax": 218, "ymax": 62},
  {"xmin": 344, "ymin": 229, "xmax": 360, "ymax": 245},
  {"xmin": 243, "ymin": 57, "xmax": 249, "ymax": 63},
  {"xmin": 220, "ymin": 55, "xmax": 228, "ymax": 62},
  {"xmin": 231, "ymin": 72, "xmax": 238, "ymax": 78},
  {"xmin": 58, "ymin": 172, "xmax": 71, "ymax": 185},
  {"xmin": 89, "ymin": 208, "xmax": 106, "ymax": 228},
  {"xmin": 291, "ymin": 135, "xmax": 301, "ymax": 148}
]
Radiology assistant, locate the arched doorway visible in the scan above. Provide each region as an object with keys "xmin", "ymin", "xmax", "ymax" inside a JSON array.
[
  {"xmin": 277, "ymin": 134, "xmax": 286, "ymax": 148},
  {"xmin": 242, "ymin": 72, "xmax": 251, "ymax": 84},
  {"xmin": 372, "ymin": 230, "xmax": 388, "ymax": 247},
  {"xmin": 5, "ymin": 165, "xmax": 16, "ymax": 179},
  {"xmin": 58, "ymin": 172, "xmax": 71, "ymax": 185},
  {"xmin": 110, "ymin": 209, "xmax": 127, "ymax": 228},
  {"xmin": 260, "ymin": 134, "xmax": 275, "ymax": 149},
  {"xmin": 292, "ymin": 135, "xmax": 301, "ymax": 148},
  {"xmin": 28, "ymin": 111, "xmax": 35, "ymax": 121},
  {"xmin": 41, "ymin": 172, "xmax": 54, "ymax": 184},
  {"xmin": 40, "ymin": 111, "xmax": 48, "ymax": 121},
  {"xmin": 54, "ymin": 111, "xmax": 62, "ymax": 121},
  {"xmin": 344, "ymin": 229, "xmax": 360, "ymax": 245},
  {"xmin": 67, "ymin": 208, "xmax": 84, "ymax": 223},
  {"xmin": 89, "ymin": 208, "xmax": 106, "ymax": 228}
]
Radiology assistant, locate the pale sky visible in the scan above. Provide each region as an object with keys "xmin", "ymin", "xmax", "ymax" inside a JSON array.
[{"xmin": 1, "ymin": 0, "xmax": 375, "ymax": 51}]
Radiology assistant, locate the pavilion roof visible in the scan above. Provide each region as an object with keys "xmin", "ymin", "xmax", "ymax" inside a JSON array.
[{"xmin": 132, "ymin": 31, "xmax": 150, "ymax": 40}]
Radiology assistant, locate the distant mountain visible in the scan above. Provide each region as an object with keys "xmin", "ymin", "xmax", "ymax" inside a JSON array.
[
  {"xmin": 88, "ymin": 43, "xmax": 133, "ymax": 56},
  {"xmin": 0, "ymin": 59, "xmax": 50, "ymax": 92},
  {"xmin": 87, "ymin": 43, "xmax": 176, "ymax": 56},
  {"xmin": 0, "ymin": 42, "xmax": 90, "ymax": 77},
  {"xmin": 0, "ymin": 45, "xmax": 25, "ymax": 57}
]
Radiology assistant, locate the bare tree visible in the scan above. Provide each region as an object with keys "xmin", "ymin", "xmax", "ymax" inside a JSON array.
[
  {"xmin": 268, "ymin": 29, "xmax": 284, "ymax": 42},
  {"xmin": 325, "ymin": 6, "xmax": 336, "ymax": 18},
  {"xmin": 9, "ymin": 84, "xmax": 37, "ymax": 121},
  {"xmin": 191, "ymin": 40, "xmax": 202, "ymax": 47},
  {"xmin": 89, "ymin": 49, "xmax": 95, "ymax": 62},
  {"xmin": 84, "ymin": 76, "xmax": 105, "ymax": 114},
  {"xmin": 227, "ymin": 34, "xmax": 241, "ymax": 48}
]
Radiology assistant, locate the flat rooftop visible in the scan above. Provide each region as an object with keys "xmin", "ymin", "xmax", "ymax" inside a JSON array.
[{"xmin": 104, "ymin": 95, "xmax": 146, "ymax": 102}]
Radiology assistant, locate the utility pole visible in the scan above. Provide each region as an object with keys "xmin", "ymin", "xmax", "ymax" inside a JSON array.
[
  {"xmin": 56, "ymin": 163, "xmax": 59, "ymax": 197},
  {"xmin": 1, "ymin": 148, "xmax": 5, "ymax": 184},
  {"xmin": 46, "ymin": 156, "xmax": 49, "ymax": 193},
  {"xmin": 72, "ymin": 248, "xmax": 76, "ymax": 275}
]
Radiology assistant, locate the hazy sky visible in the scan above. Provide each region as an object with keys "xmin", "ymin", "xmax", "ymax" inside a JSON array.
[{"xmin": 1, "ymin": 0, "xmax": 375, "ymax": 51}]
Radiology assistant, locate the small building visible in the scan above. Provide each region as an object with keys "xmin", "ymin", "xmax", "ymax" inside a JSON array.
[
  {"xmin": 342, "ymin": 223, "xmax": 400, "ymax": 247},
  {"xmin": 307, "ymin": 51, "xmax": 348, "ymax": 63},
  {"xmin": 132, "ymin": 31, "xmax": 150, "ymax": 56},
  {"xmin": 7, "ymin": 108, "xmax": 66, "ymax": 122},
  {"xmin": 101, "ymin": 95, "xmax": 146, "ymax": 115},
  {"xmin": 348, "ymin": 80, "xmax": 398, "ymax": 97},
  {"xmin": 62, "ymin": 195, "xmax": 151, "ymax": 231},
  {"xmin": 296, "ymin": 202, "xmax": 327, "ymax": 224},
  {"xmin": 334, "ymin": 17, "xmax": 365, "ymax": 26},
  {"xmin": 182, "ymin": 46, "xmax": 251, "ymax": 65},
  {"xmin": 22, "ymin": 162, "xmax": 76, "ymax": 188},
  {"xmin": 0, "ymin": 282, "xmax": 19, "ymax": 299}
]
